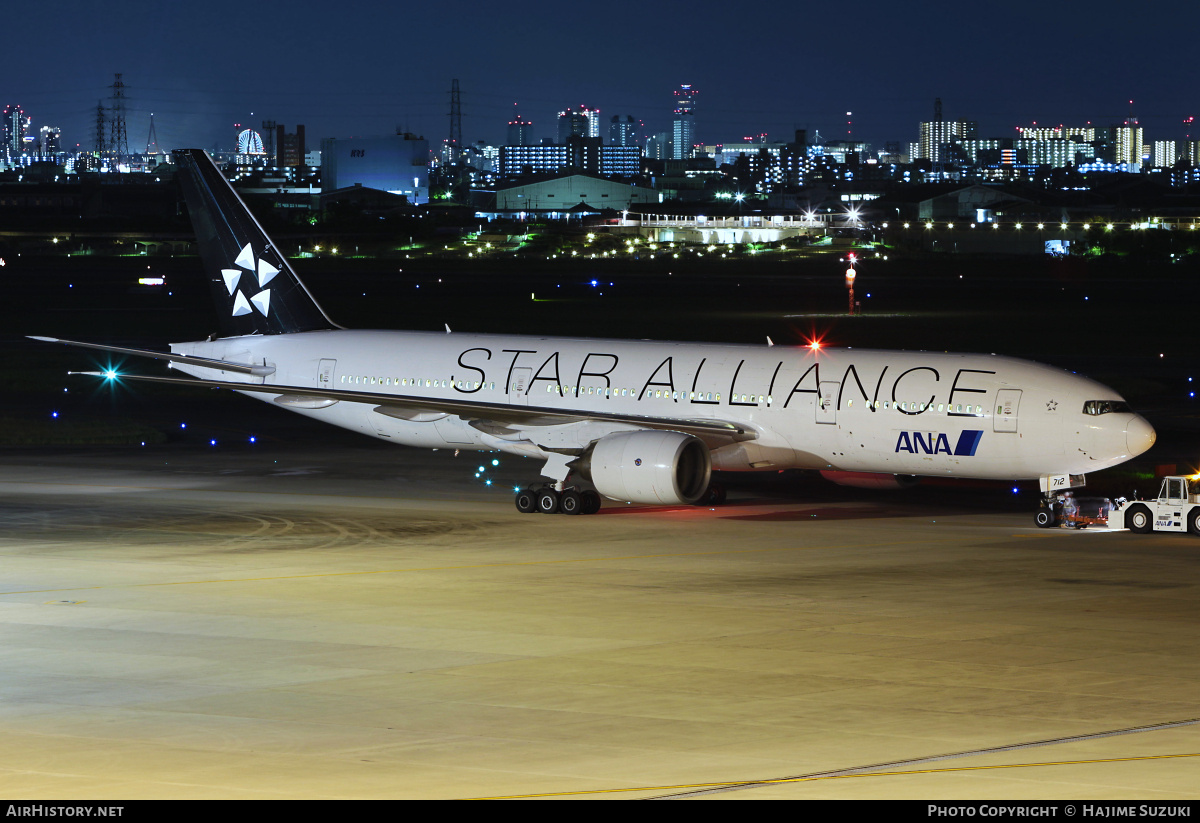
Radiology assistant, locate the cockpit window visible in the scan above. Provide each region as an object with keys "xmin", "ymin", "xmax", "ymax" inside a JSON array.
[{"xmin": 1083, "ymin": 400, "xmax": 1131, "ymax": 416}]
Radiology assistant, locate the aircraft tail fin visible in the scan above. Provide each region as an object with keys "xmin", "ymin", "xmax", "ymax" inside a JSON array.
[{"xmin": 172, "ymin": 148, "xmax": 338, "ymax": 336}]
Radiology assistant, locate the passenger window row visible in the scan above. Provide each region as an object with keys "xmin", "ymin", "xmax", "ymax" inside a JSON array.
[
  {"xmin": 545, "ymin": 385, "xmax": 727, "ymax": 402},
  {"xmin": 336, "ymin": 372, "xmax": 986, "ymax": 416},
  {"xmin": 340, "ymin": 375, "xmax": 495, "ymax": 391}
]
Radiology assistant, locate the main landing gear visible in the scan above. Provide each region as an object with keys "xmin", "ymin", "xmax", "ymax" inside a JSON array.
[
  {"xmin": 514, "ymin": 486, "xmax": 603, "ymax": 515},
  {"xmin": 513, "ymin": 483, "xmax": 728, "ymax": 515}
]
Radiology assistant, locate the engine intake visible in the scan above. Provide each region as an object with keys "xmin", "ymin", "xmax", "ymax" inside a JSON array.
[{"xmin": 580, "ymin": 430, "xmax": 712, "ymax": 505}]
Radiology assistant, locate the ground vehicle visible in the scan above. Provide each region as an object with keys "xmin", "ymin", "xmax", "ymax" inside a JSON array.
[
  {"xmin": 1035, "ymin": 493, "xmax": 1113, "ymax": 529},
  {"xmin": 1110, "ymin": 476, "xmax": 1200, "ymax": 535}
]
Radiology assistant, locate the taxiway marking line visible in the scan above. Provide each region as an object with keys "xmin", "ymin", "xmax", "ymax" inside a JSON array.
[
  {"xmin": 0, "ymin": 536, "xmax": 957, "ymax": 596},
  {"xmin": 469, "ymin": 752, "xmax": 1200, "ymax": 799}
]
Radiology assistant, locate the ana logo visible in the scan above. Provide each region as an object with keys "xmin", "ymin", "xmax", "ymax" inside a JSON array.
[
  {"xmin": 221, "ymin": 242, "xmax": 278, "ymax": 318},
  {"xmin": 896, "ymin": 430, "xmax": 983, "ymax": 456},
  {"xmin": 634, "ymin": 458, "xmax": 642, "ymax": 466}
]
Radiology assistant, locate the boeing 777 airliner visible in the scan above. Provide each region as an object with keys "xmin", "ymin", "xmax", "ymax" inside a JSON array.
[{"xmin": 35, "ymin": 149, "xmax": 1156, "ymax": 520}]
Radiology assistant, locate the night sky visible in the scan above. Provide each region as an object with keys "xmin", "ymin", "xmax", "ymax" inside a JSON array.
[{"xmin": 5, "ymin": 0, "xmax": 1195, "ymax": 155}]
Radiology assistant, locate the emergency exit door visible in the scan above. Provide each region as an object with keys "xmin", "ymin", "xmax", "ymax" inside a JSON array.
[
  {"xmin": 994, "ymin": 389, "xmax": 1021, "ymax": 433},
  {"xmin": 508, "ymin": 367, "xmax": 532, "ymax": 406},
  {"xmin": 817, "ymin": 381, "xmax": 838, "ymax": 424},
  {"xmin": 318, "ymin": 359, "xmax": 336, "ymax": 388}
]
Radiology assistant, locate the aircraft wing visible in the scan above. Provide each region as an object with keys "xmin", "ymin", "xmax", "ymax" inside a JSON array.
[{"xmin": 72, "ymin": 370, "xmax": 756, "ymax": 443}]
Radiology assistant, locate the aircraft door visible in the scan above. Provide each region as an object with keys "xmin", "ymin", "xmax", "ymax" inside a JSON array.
[
  {"xmin": 817, "ymin": 381, "xmax": 838, "ymax": 424},
  {"xmin": 508, "ymin": 367, "xmax": 532, "ymax": 406},
  {"xmin": 318, "ymin": 359, "xmax": 336, "ymax": 388},
  {"xmin": 994, "ymin": 389, "xmax": 1021, "ymax": 433}
]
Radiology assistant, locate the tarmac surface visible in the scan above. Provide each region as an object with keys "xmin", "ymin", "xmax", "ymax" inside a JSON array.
[{"xmin": 0, "ymin": 443, "xmax": 1197, "ymax": 800}]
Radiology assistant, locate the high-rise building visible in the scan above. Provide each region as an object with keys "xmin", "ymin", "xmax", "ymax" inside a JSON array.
[
  {"xmin": 557, "ymin": 107, "xmax": 598, "ymax": 143},
  {"xmin": 1183, "ymin": 141, "xmax": 1200, "ymax": 166},
  {"xmin": 3, "ymin": 104, "xmax": 28, "ymax": 162},
  {"xmin": 646, "ymin": 132, "xmax": 670, "ymax": 160},
  {"xmin": 917, "ymin": 98, "xmax": 976, "ymax": 163},
  {"xmin": 671, "ymin": 84, "xmax": 697, "ymax": 160},
  {"xmin": 1153, "ymin": 140, "xmax": 1179, "ymax": 167},
  {"xmin": 276, "ymin": 124, "xmax": 306, "ymax": 167},
  {"xmin": 609, "ymin": 115, "xmax": 637, "ymax": 146},
  {"xmin": 579, "ymin": 106, "xmax": 600, "ymax": 138},
  {"xmin": 1114, "ymin": 124, "xmax": 1144, "ymax": 170},
  {"xmin": 39, "ymin": 125, "xmax": 61, "ymax": 155},
  {"xmin": 507, "ymin": 113, "xmax": 533, "ymax": 147}
]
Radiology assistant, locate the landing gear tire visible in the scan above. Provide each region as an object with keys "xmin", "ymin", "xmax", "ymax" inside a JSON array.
[
  {"xmin": 536, "ymin": 488, "xmax": 560, "ymax": 514},
  {"xmin": 697, "ymin": 483, "xmax": 726, "ymax": 506},
  {"xmin": 559, "ymin": 489, "xmax": 583, "ymax": 515},
  {"xmin": 514, "ymin": 489, "xmax": 538, "ymax": 514},
  {"xmin": 1125, "ymin": 503, "xmax": 1152, "ymax": 534},
  {"xmin": 581, "ymin": 490, "xmax": 602, "ymax": 515},
  {"xmin": 1035, "ymin": 508, "xmax": 1057, "ymax": 528}
]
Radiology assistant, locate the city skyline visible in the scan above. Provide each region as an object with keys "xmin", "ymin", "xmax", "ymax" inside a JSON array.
[{"xmin": 1, "ymin": 0, "xmax": 1195, "ymax": 155}]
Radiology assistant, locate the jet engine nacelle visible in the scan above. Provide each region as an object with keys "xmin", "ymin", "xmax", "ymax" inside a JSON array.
[
  {"xmin": 582, "ymin": 430, "xmax": 712, "ymax": 505},
  {"xmin": 820, "ymin": 470, "xmax": 919, "ymax": 490}
]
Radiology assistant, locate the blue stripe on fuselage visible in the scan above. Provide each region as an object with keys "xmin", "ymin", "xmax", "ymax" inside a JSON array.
[{"xmin": 954, "ymin": 430, "xmax": 984, "ymax": 456}]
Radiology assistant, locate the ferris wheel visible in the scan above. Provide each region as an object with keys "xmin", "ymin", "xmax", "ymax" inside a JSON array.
[{"xmin": 237, "ymin": 128, "xmax": 264, "ymax": 155}]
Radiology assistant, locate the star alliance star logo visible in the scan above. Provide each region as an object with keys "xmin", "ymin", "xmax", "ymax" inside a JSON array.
[
  {"xmin": 1046, "ymin": 400, "xmax": 1058, "ymax": 412},
  {"xmin": 221, "ymin": 242, "xmax": 278, "ymax": 317}
]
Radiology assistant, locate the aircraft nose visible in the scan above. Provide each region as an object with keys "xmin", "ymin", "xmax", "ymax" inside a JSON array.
[{"xmin": 1126, "ymin": 415, "xmax": 1156, "ymax": 456}]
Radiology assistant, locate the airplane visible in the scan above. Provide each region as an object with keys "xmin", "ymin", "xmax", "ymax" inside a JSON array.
[{"xmin": 34, "ymin": 148, "xmax": 1157, "ymax": 521}]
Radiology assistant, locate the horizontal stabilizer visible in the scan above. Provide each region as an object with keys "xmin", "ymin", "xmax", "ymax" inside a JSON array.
[{"xmin": 30, "ymin": 336, "xmax": 276, "ymax": 377}]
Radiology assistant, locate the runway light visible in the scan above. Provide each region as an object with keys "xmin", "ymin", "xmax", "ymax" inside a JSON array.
[
  {"xmin": 209, "ymin": 439, "xmax": 217, "ymax": 446},
  {"xmin": 51, "ymin": 411, "xmax": 58, "ymax": 418},
  {"xmin": 103, "ymin": 369, "xmax": 118, "ymax": 380},
  {"xmin": 492, "ymin": 459, "xmax": 499, "ymax": 466},
  {"xmin": 180, "ymin": 422, "xmax": 187, "ymax": 429},
  {"xmin": 249, "ymin": 436, "xmax": 256, "ymax": 443}
]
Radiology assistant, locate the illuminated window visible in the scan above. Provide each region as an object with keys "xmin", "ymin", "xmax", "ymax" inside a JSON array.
[{"xmin": 1083, "ymin": 400, "xmax": 1131, "ymax": 416}]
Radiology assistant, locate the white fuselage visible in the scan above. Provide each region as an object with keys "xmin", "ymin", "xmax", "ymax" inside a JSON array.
[{"xmin": 172, "ymin": 329, "xmax": 1153, "ymax": 481}]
